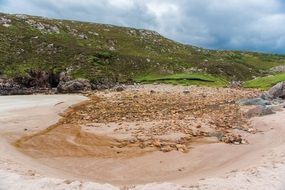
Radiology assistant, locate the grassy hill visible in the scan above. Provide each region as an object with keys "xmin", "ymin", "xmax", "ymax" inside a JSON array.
[{"xmin": 1, "ymin": 12, "xmax": 285, "ymax": 88}]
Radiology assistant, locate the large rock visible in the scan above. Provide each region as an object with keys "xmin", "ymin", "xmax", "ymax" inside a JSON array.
[
  {"xmin": 57, "ymin": 79, "xmax": 91, "ymax": 93},
  {"xmin": 238, "ymin": 98, "xmax": 271, "ymax": 106},
  {"xmin": 243, "ymin": 105, "xmax": 275, "ymax": 118},
  {"xmin": 267, "ymin": 81, "xmax": 285, "ymax": 99},
  {"xmin": 0, "ymin": 80, "xmax": 32, "ymax": 95}
]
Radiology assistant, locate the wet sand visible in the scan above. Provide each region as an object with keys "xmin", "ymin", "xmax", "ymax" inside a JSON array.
[{"xmin": 0, "ymin": 88, "xmax": 285, "ymax": 189}]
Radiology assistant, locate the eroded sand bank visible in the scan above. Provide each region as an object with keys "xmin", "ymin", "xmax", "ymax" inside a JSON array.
[{"xmin": 0, "ymin": 88, "xmax": 285, "ymax": 190}]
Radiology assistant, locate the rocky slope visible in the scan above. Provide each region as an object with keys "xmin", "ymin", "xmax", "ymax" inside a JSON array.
[{"xmin": 1, "ymin": 12, "xmax": 285, "ymax": 93}]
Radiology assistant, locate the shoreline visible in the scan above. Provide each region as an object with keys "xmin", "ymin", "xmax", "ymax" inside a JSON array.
[{"xmin": 0, "ymin": 86, "xmax": 285, "ymax": 189}]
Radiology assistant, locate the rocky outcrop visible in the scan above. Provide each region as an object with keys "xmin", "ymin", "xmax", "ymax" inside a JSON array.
[
  {"xmin": 14, "ymin": 70, "xmax": 61, "ymax": 89},
  {"xmin": 0, "ymin": 80, "xmax": 28, "ymax": 95},
  {"xmin": 25, "ymin": 19, "xmax": 60, "ymax": 34},
  {"xmin": 243, "ymin": 105, "xmax": 275, "ymax": 118},
  {"xmin": 270, "ymin": 65, "xmax": 285, "ymax": 73},
  {"xmin": 0, "ymin": 79, "xmax": 54, "ymax": 95},
  {"xmin": 57, "ymin": 79, "xmax": 91, "ymax": 93},
  {"xmin": 267, "ymin": 81, "xmax": 285, "ymax": 99},
  {"xmin": 240, "ymin": 81, "xmax": 285, "ymax": 118}
]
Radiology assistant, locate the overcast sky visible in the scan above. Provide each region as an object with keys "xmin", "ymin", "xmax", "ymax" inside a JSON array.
[{"xmin": 0, "ymin": 0, "xmax": 285, "ymax": 54}]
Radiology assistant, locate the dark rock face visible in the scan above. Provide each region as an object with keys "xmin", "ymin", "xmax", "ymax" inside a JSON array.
[
  {"xmin": 0, "ymin": 79, "xmax": 54, "ymax": 95},
  {"xmin": 14, "ymin": 70, "xmax": 60, "ymax": 88},
  {"xmin": 57, "ymin": 79, "xmax": 91, "ymax": 93},
  {"xmin": 0, "ymin": 70, "xmax": 67, "ymax": 95},
  {"xmin": 0, "ymin": 80, "xmax": 29, "ymax": 95},
  {"xmin": 0, "ymin": 69, "xmax": 96, "ymax": 95}
]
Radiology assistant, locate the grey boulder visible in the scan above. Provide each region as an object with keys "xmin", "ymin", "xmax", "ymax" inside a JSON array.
[
  {"xmin": 244, "ymin": 105, "xmax": 275, "ymax": 118},
  {"xmin": 238, "ymin": 98, "xmax": 271, "ymax": 106},
  {"xmin": 267, "ymin": 81, "xmax": 285, "ymax": 99}
]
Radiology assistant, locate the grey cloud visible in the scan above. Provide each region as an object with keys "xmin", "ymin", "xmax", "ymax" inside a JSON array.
[{"xmin": 0, "ymin": 0, "xmax": 285, "ymax": 53}]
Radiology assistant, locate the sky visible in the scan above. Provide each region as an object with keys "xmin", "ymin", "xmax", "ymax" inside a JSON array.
[{"xmin": 0, "ymin": 0, "xmax": 285, "ymax": 54}]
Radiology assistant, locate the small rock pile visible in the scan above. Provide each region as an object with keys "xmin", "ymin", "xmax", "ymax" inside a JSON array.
[
  {"xmin": 59, "ymin": 87, "xmax": 258, "ymax": 153},
  {"xmin": 265, "ymin": 81, "xmax": 285, "ymax": 99},
  {"xmin": 270, "ymin": 65, "xmax": 285, "ymax": 73},
  {"xmin": 25, "ymin": 19, "xmax": 60, "ymax": 33},
  {"xmin": 0, "ymin": 17, "xmax": 11, "ymax": 27},
  {"xmin": 239, "ymin": 81, "xmax": 285, "ymax": 117},
  {"xmin": 66, "ymin": 26, "xmax": 88, "ymax": 39}
]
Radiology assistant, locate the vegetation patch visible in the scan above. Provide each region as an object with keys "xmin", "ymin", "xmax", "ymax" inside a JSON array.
[
  {"xmin": 244, "ymin": 73, "xmax": 285, "ymax": 90},
  {"xmin": 135, "ymin": 73, "xmax": 227, "ymax": 87},
  {"xmin": 1, "ymin": 13, "xmax": 285, "ymax": 88}
]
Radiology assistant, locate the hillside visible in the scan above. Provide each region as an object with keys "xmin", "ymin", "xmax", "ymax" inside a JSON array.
[{"xmin": 1, "ymin": 12, "xmax": 285, "ymax": 88}]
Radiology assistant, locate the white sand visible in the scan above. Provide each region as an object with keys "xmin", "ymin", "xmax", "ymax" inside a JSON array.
[{"xmin": 1, "ymin": 93, "xmax": 285, "ymax": 190}]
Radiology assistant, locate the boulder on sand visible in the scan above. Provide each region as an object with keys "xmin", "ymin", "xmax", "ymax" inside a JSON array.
[
  {"xmin": 244, "ymin": 105, "xmax": 275, "ymax": 118},
  {"xmin": 267, "ymin": 81, "xmax": 285, "ymax": 99},
  {"xmin": 57, "ymin": 79, "xmax": 91, "ymax": 93}
]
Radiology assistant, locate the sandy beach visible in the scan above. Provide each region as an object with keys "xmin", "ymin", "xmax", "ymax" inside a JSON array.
[{"xmin": 0, "ymin": 86, "xmax": 285, "ymax": 190}]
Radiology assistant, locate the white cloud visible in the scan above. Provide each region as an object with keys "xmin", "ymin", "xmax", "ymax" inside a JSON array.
[
  {"xmin": 145, "ymin": 2, "xmax": 179, "ymax": 18},
  {"xmin": 108, "ymin": 0, "xmax": 135, "ymax": 9}
]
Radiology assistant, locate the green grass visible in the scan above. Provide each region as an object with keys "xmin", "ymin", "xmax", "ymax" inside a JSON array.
[
  {"xmin": 135, "ymin": 73, "xmax": 227, "ymax": 87},
  {"xmin": 244, "ymin": 73, "xmax": 285, "ymax": 90},
  {"xmin": 1, "ymin": 12, "xmax": 285, "ymax": 88}
]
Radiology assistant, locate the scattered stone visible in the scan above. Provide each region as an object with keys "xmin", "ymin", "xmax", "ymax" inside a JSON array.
[
  {"xmin": 78, "ymin": 34, "xmax": 88, "ymax": 39},
  {"xmin": 25, "ymin": 19, "xmax": 60, "ymax": 33},
  {"xmin": 3, "ymin": 23, "xmax": 10, "ymax": 27},
  {"xmin": 222, "ymin": 134, "xmax": 242, "ymax": 144},
  {"xmin": 114, "ymin": 86, "xmax": 125, "ymax": 92},
  {"xmin": 175, "ymin": 144, "xmax": 187, "ymax": 152},
  {"xmin": 161, "ymin": 145, "xmax": 172, "ymax": 152},
  {"xmin": 152, "ymin": 139, "xmax": 161, "ymax": 148},
  {"xmin": 228, "ymin": 81, "xmax": 243, "ymax": 88},
  {"xmin": 138, "ymin": 29, "xmax": 160, "ymax": 37},
  {"xmin": 88, "ymin": 31, "xmax": 99, "ymax": 36},
  {"xmin": 109, "ymin": 46, "xmax": 115, "ymax": 51},
  {"xmin": 210, "ymin": 131, "xmax": 225, "ymax": 141},
  {"xmin": 15, "ymin": 14, "xmax": 28, "ymax": 19},
  {"xmin": 247, "ymin": 128, "xmax": 257, "ymax": 134},
  {"xmin": 241, "ymin": 139, "xmax": 248, "ymax": 144},
  {"xmin": 183, "ymin": 90, "xmax": 190, "ymax": 94},
  {"xmin": 0, "ymin": 17, "xmax": 12, "ymax": 27}
]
